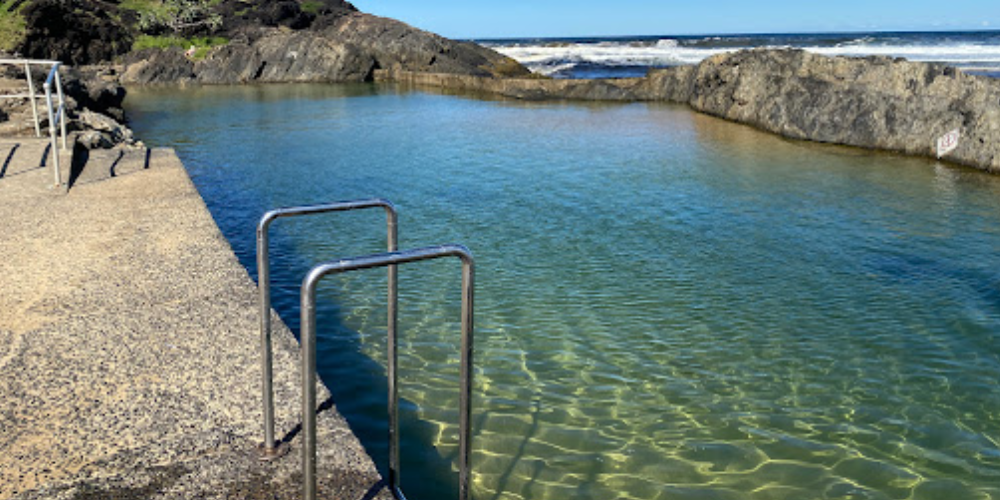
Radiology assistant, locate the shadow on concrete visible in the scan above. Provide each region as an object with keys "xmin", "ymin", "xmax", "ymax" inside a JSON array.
[
  {"xmin": 276, "ymin": 395, "xmax": 337, "ymax": 446},
  {"xmin": 108, "ymin": 150, "xmax": 125, "ymax": 177},
  {"xmin": 68, "ymin": 147, "xmax": 155, "ymax": 190},
  {"xmin": 361, "ymin": 478, "xmax": 389, "ymax": 500},
  {"xmin": 0, "ymin": 143, "xmax": 19, "ymax": 178},
  {"xmin": 68, "ymin": 144, "xmax": 87, "ymax": 188}
]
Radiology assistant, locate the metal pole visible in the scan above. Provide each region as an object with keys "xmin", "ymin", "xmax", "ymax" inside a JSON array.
[
  {"xmin": 43, "ymin": 80, "xmax": 59, "ymax": 188},
  {"xmin": 301, "ymin": 269, "xmax": 320, "ymax": 500},
  {"xmin": 25, "ymin": 62, "xmax": 40, "ymax": 138},
  {"xmin": 54, "ymin": 65, "xmax": 67, "ymax": 150},
  {"xmin": 300, "ymin": 245, "xmax": 474, "ymax": 500},
  {"xmin": 256, "ymin": 216, "xmax": 282, "ymax": 459},
  {"xmin": 256, "ymin": 199, "xmax": 397, "ymax": 461},
  {"xmin": 458, "ymin": 259, "xmax": 475, "ymax": 500},
  {"xmin": 386, "ymin": 207, "xmax": 401, "ymax": 497}
]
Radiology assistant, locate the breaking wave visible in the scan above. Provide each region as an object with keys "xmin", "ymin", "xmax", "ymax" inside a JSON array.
[{"xmin": 482, "ymin": 31, "xmax": 1000, "ymax": 78}]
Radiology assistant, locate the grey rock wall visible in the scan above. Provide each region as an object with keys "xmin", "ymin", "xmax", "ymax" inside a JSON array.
[
  {"xmin": 120, "ymin": 12, "xmax": 528, "ymax": 85},
  {"xmin": 678, "ymin": 49, "xmax": 1000, "ymax": 172}
]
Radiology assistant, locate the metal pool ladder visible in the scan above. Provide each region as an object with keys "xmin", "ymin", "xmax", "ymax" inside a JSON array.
[{"xmin": 256, "ymin": 199, "xmax": 475, "ymax": 500}]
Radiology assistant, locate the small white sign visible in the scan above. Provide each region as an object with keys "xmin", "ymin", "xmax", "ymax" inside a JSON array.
[{"xmin": 937, "ymin": 129, "xmax": 960, "ymax": 158}]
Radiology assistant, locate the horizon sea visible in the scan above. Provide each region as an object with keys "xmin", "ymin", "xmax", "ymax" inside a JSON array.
[{"xmin": 476, "ymin": 30, "xmax": 1000, "ymax": 79}]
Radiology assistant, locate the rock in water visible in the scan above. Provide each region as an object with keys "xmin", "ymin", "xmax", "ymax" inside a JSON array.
[{"xmin": 672, "ymin": 49, "xmax": 1000, "ymax": 172}]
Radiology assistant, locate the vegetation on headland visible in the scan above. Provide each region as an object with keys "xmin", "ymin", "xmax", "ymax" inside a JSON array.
[
  {"xmin": 9, "ymin": 0, "xmax": 359, "ymax": 64},
  {"xmin": 132, "ymin": 34, "xmax": 228, "ymax": 60},
  {"xmin": 0, "ymin": 0, "xmax": 26, "ymax": 52}
]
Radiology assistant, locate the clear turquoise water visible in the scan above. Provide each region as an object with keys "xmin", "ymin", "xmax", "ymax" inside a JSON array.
[{"xmin": 125, "ymin": 84, "xmax": 1000, "ymax": 500}]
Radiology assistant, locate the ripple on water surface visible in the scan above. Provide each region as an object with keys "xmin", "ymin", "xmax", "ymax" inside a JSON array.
[{"xmin": 124, "ymin": 84, "xmax": 1000, "ymax": 500}]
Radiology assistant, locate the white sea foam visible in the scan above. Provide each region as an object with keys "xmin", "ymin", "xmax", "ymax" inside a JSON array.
[
  {"xmin": 494, "ymin": 39, "xmax": 736, "ymax": 75},
  {"xmin": 492, "ymin": 37, "xmax": 1000, "ymax": 76}
]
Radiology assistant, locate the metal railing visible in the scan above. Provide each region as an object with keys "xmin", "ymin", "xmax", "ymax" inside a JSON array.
[
  {"xmin": 300, "ymin": 244, "xmax": 475, "ymax": 500},
  {"xmin": 256, "ymin": 199, "xmax": 398, "ymax": 461},
  {"xmin": 0, "ymin": 59, "xmax": 67, "ymax": 188}
]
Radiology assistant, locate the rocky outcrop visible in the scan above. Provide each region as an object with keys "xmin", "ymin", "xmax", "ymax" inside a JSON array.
[
  {"xmin": 323, "ymin": 13, "xmax": 529, "ymax": 77},
  {"xmin": 122, "ymin": 28, "xmax": 376, "ymax": 85},
  {"xmin": 380, "ymin": 49, "xmax": 1000, "ymax": 173},
  {"xmin": 681, "ymin": 49, "xmax": 1000, "ymax": 173},
  {"xmin": 120, "ymin": 11, "xmax": 528, "ymax": 85}
]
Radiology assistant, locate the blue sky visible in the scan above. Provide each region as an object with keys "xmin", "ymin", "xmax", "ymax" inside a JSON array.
[{"xmin": 350, "ymin": 1, "xmax": 1000, "ymax": 39}]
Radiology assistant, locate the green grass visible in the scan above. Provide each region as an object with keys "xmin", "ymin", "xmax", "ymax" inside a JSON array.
[
  {"xmin": 0, "ymin": 0, "xmax": 26, "ymax": 53},
  {"xmin": 119, "ymin": 0, "xmax": 169, "ymax": 16},
  {"xmin": 301, "ymin": 0, "xmax": 323, "ymax": 14},
  {"xmin": 133, "ymin": 35, "xmax": 228, "ymax": 60}
]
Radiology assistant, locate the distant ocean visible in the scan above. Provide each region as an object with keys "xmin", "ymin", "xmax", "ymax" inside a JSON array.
[{"xmin": 479, "ymin": 30, "xmax": 1000, "ymax": 79}]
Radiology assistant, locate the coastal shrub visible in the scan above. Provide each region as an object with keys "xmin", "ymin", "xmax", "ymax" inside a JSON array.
[
  {"xmin": 300, "ymin": 0, "xmax": 323, "ymax": 14},
  {"xmin": 122, "ymin": 0, "xmax": 222, "ymax": 35},
  {"xmin": 0, "ymin": 0, "xmax": 27, "ymax": 52},
  {"xmin": 133, "ymin": 34, "xmax": 227, "ymax": 59}
]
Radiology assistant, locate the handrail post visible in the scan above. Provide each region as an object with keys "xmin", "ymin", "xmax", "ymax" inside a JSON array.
[
  {"xmin": 386, "ymin": 208, "xmax": 401, "ymax": 494},
  {"xmin": 43, "ymin": 79, "xmax": 60, "ymax": 188},
  {"xmin": 54, "ymin": 66, "xmax": 67, "ymax": 150},
  {"xmin": 255, "ymin": 199, "xmax": 398, "ymax": 461},
  {"xmin": 300, "ymin": 245, "xmax": 474, "ymax": 500},
  {"xmin": 24, "ymin": 62, "xmax": 40, "ymax": 137}
]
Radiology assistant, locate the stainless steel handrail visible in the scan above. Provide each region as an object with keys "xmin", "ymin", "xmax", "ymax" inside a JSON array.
[
  {"xmin": 256, "ymin": 199, "xmax": 398, "ymax": 460},
  {"xmin": 0, "ymin": 58, "xmax": 59, "ymax": 137},
  {"xmin": 0, "ymin": 59, "xmax": 67, "ymax": 188},
  {"xmin": 300, "ymin": 244, "xmax": 475, "ymax": 500},
  {"xmin": 42, "ymin": 62, "xmax": 67, "ymax": 188}
]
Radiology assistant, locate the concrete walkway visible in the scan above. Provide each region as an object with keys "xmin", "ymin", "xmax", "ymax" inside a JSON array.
[{"xmin": 0, "ymin": 139, "xmax": 392, "ymax": 499}]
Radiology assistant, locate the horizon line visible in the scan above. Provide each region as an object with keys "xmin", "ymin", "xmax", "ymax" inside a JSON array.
[{"xmin": 463, "ymin": 26, "xmax": 1000, "ymax": 42}]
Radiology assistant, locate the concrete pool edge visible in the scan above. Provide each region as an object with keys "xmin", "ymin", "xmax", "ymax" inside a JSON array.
[{"xmin": 0, "ymin": 143, "xmax": 392, "ymax": 499}]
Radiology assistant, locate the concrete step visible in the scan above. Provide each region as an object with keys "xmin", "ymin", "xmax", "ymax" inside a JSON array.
[
  {"xmin": 68, "ymin": 146, "xmax": 162, "ymax": 187},
  {"xmin": 0, "ymin": 137, "xmax": 72, "ymax": 195},
  {"xmin": 0, "ymin": 135, "xmax": 164, "ymax": 193}
]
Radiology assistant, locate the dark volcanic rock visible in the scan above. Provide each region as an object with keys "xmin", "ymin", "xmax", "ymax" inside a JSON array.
[
  {"xmin": 122, "ymin": 49, "xmax": 197, "ymax": 85},
  {"xmin": 195, "ymin": 29, "xmax": 375, "ymax": 83},
  {"xmin": 121, "ymin": 29, "xmax": 375, "ymax": 84},
  {"xmin": 120, "ymin": 12, "xmax": 528, "ymax": 85},
  {"xmin": 19, "ymin": 0, "xmax": 132, "ymax": 65},
  {"xmin": 325, "ymin": 12, "xmax": 529, "ymax": 78}
]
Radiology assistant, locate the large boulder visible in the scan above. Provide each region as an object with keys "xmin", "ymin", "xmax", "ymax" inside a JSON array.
[{"xmin": 674, "ymin": 49, "xmax": 1000, "ymax": 172}]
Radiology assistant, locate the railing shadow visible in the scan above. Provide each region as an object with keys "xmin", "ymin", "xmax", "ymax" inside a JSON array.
[
  {"xmin": 68, "ymin": 144, "xmax": 87, "ymax": 188},
  {"xmin": 0, "ymin": 143, "xmax": 19, "ymax": 178}
]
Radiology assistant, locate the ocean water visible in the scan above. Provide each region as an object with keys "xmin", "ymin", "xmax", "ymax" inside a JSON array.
[
  {"xmin": 479, "ymin": 30, "xmax": 1000, "ymax": 79},
  {"xmin": 125, "ymin": 83, "xmax": 1000, "ymax": 500}
]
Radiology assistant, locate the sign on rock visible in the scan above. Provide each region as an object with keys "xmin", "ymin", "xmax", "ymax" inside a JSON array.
[{"xmin": 937, "ymin": 129, "xmax": 961, "ymax": 158}]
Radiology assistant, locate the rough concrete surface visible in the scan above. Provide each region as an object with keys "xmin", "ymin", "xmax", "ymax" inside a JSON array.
[{"xmin": 0, "ymin": 139, "xmax": 392, "ymax": 500}]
